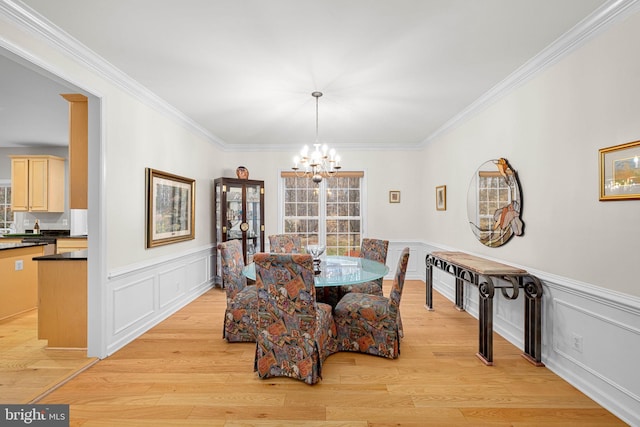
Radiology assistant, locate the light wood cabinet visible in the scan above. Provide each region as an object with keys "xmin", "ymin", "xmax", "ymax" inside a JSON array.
[
  {"xmin": 0, "ymin": 245, "xmax": 43, "ymax": 321},
  {"xmin": 37, "ymin": 259, "xmax": 87, "ymax": 348},
  {"xmin": 56, "ymin": 237, "xmax": 88, "ymax": 254},
  {"xmin": 61, "ymin": 94, "xmax": 88, "ymax": 209},
  {"xmin": 10, "ymin": 155, "xmax": 65, "ymax": 212}
]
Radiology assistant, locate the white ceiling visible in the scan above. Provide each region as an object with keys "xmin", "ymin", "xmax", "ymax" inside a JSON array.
[{"xmin": 2, "ymin": 0, "xmax": 612, "ymax": 149}]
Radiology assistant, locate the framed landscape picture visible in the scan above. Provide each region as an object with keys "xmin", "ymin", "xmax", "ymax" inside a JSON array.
[
  {"xmin": 146, "ymin": 168, "xmax": 195, "ymax": 248},
  {"xmin": 599, "ymin": 140, "xmax": 640, "ymax": 201}
]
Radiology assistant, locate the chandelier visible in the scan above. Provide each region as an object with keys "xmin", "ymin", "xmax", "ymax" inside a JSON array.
[{"xmin": 292, "ymin": 91, "xmax": 341, "ymax": 183}]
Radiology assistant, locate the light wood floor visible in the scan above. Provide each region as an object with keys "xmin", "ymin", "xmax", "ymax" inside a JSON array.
[
  {"xmin": 0, "ymin": 309, "xmax": 97, "ymax": 404},
  {"xmin": 30, "ymin": 281, "xmax": 624, "ymax": 426}
]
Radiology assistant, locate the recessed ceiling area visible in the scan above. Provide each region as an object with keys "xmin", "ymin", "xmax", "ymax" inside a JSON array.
[{"xmin": 4, "ymin": 0, "xmax": 611, "ymax": 150}]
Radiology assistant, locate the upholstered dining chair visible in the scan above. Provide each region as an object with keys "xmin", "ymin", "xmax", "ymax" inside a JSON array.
[
  {"xmin": 219, "ymin": 239, "xmax": 257, "ymax": 343},
  {"xmin": 334, "ymin": 247, "xmax": 410, "ymax": 359},
  {"xmin": 268, "ymin": 234, "xmax": 303, "ymax": 253},
  {"xmin": 253, "ymin": 252, "xmax": 338, "ymax": 385},
  {"xmin": 341, "ymin": 238, "xmax": 389, "ymax": 296}
]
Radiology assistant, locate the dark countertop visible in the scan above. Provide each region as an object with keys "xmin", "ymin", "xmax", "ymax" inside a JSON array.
[
  {"xmin": 0, "ymin": 242, "xmax": 47, "ymax": 251},
  {"xmin": 33, "ymin": 249, "xmax": 88, "ymax": 261}
]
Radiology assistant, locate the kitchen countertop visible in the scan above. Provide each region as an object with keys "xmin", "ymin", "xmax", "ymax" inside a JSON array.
[
  {"xmin": 0, "ymin": 242, "xmax": 47, "ymax": 251},
  {"xmin": 33, "ymin": 249, "xmax": 88, "ymax": 261}
]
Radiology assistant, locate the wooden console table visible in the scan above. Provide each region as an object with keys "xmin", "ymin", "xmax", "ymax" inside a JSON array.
[{"xmin": 425, "ymin": 251, "xmax": 543, "ymax": 367}]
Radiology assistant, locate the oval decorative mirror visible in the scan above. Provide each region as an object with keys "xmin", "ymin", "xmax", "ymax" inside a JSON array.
[{"xmin": 467, "ymin": 158, "xmax": 524, "ymax": 247}]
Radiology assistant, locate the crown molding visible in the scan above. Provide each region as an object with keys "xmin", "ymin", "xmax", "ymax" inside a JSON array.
[
  {"xmin": 2, "ymin": 0, "xmax": 638, "ymax": 152},
  {"xmin": 0, "ymin": 0, "xmax": 227, "ymax": 149},
  {"xmin": 422, "ymin": 0, "xmax": 640, "ymax": 147}
]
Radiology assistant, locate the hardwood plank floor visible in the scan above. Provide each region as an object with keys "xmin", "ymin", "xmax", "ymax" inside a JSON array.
[
  {"xmin": 33, "ymin": 281, "xmax": 624, "ymax": 426},
  {"xmin": 0, "ymin": 309, "xmax": 97, "ymax": 404}
]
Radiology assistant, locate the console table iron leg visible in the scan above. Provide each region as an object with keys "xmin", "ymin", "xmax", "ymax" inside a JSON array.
[
  {"xmin": 477, "ymin": 277, "xmax": 495, "ymax": 365},
  {"xmin": 523, "ymin": 276, "xmax": 544, "ymax": 366},
  {"xmin": 455, "ymin": 277, "xmax": 464, "ymax": 311},
  {"xmin": 425, "ymin": 258, "xmax": 434, "ymax": 310}
]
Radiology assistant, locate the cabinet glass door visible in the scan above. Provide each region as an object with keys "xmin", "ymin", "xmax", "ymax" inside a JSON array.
[
  {"xmin": 224, "ymin": 183, "xmax": 244, "ymax": 242},
  {"xmin": 245, "ymin": 183, "xmax": 262, "ymax": 264}
]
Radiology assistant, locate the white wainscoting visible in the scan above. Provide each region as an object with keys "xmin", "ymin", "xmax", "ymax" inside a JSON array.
[
  {"xmin": 100, "ymin": 241, "xmax": 639, "ymax": 424},
  {"xmin": 383, "ymin": 241, "xmax": 429, "ymax": 282},
  {"xmin": 402, "ymin": 241, "xmax": 640, "ymax": 426},
  {"xmin": 105, "ymin": 245, "xmax": 216, "ymax": 356}
]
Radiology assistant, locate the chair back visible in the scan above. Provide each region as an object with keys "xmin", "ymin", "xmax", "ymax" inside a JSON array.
[
  {"xmin": 389, "ymin": 247, "xmax": 410, "ymax": 316},
  {"xmin": 360, "ymin": 238, "xmax": 389, "ymax": 288},
  {"xmin": 360, "ymin": 238, "xmax": 389, "ymax": 264},
  {"xmin": 254, "ymin": 253, "xmax": 317, "ymax": 331},
  {"xmin": 218, "ymin": 239, "xmax": 247, "ymax": 300},
  {"xmin": 268, "ymin": 234, "xmax": 303, "ymax": 254}
]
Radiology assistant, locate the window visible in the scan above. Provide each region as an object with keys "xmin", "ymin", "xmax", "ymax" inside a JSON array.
[
  {"xmin": 0, "ymin": 182, "xmax": 13, "ymax": 232},
  {"xmin": 476, "ymin": 171, "xmax": 512, "ymax": 231},
  {"xmin": 280, "ymin": 172, "xmax": 364, "ymax": 256}
]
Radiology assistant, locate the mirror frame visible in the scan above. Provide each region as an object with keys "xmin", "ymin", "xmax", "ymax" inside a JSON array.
[{"xmin": 467, "ymin": 158, "xmax": 524, "ymax": 247}]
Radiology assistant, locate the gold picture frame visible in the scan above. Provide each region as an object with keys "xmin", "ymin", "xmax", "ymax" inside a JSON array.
[
  {"xmin": 436, "ymin": 185, "xmax": 447, "ymax": 211},
  {"xmin": 389, "ymin": 190, "xmax": 401, "ymax": 203},
  {"xmin": 599, "ymin": 140, "xmax": 640, "ymax": 201},
  {"xmin": 146, "ymin": 168, "xmax": 195, "ymax": 248}
]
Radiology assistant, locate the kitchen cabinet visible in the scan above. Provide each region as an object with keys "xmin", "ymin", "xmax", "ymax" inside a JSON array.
[
  {"xmin": 214, "ymin": 177, "xmax": 264, "ymax": 286},
  {"xmin": 10, "ymin": 155, "xmax": 65, "ymax": 212},
  {"xmin": 56, "ymin": 237, "xmax": 88, "ymax": 254},
  {"xmin": 0, "ymin": 244, "xmax": 43, "ymax": 321},
  {"xmin": 35, "ymin": 253, "xmax": 87, "ymax": 348},
  {"xmin": 61, "ymin": 93, "xmax": 88, "ymax": 209}
]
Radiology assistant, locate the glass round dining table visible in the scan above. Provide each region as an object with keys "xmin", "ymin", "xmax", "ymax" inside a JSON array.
[{"xmin": 242, "ymin": 255, "xmax": 389, "ymax": 287}]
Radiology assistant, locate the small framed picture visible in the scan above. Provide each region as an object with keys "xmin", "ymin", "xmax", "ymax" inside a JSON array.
[
  {"xmin": 389, "ymin": 190, "xmax": 401, "ymax": 203},
  {"xmin": 436, "ymin": 185, "xmax": 446, "ymax": 211},
  {"xmin": 599, "ymin": 140, "xmax": 640, "ymax": 201}
]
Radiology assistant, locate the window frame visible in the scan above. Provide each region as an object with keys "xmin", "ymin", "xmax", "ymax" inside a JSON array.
[
  {"xmin": 0, "ymin": 179, "xmax": 13, "ymax": 233},
  {"xmin": 278, "ymin": 170, "xmax": 367, "ymax": 255}
]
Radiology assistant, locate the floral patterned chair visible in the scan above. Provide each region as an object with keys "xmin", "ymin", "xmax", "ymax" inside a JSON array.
[
  {"xmin": 334, "ymin": 247, "xmax": 410, "ymax": 359},
  {"xmin": 219, "ymin": 240, "xmax": 257, "ymax": 343},
  {"xmin": 268, "ymin": 234, "xmax": 303, "ymax": 254},
  {"xmin": 253, "ymin": 253, "xmax": 338, "ymax": 385},
  {"xmin": 340, "ymin": 238, "xmax": 389, "ymax": 297}
]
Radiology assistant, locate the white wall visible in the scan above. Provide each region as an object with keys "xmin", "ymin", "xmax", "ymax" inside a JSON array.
[
  {"xmin": 223, "ymin": 148, "xmax": 427, "ymax": 240},
  {"xmin": 422, "ymin": 9, "xmax": 640, "ymax": 298},
  {"xmin": 420, "ymin": 8, "xmax": 640, "ymax": 425}
]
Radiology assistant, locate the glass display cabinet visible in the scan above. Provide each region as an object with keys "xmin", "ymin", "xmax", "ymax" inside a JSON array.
[{"xmin": 214, "ymin": 177, "xmax": 265, "ymax": 286}]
